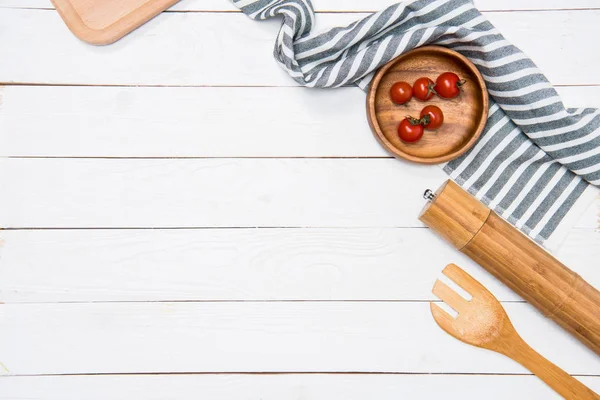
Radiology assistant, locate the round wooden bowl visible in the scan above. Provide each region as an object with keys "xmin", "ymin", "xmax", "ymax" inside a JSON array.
[{"xmin": 367, "ymin": 46, "xmax": 488, "ymax": 164}]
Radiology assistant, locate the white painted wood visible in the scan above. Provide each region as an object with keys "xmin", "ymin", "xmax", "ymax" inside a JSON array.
[
  {"xmin": 1, "ymin": 0, "xmax": 598, "ymax": 12},
  {"xmin": 1, "ymin": 301, "xmax": 599, "ymax": 375},
  {"xmin": 1, "ymin": 85, "xmax": 598, "ymax": 158},
  {"xmin": 1, "ymin": 158, "xmax": 593, "ymax": 229},
  {"xmin": 0, "ymin": 86, "xmax": 385, "ymax": 157},
  {"xmin": 3, "ymin": 158, "xmax": 596, "ymax": 229},
  {"xmin": 0, "ymin": 9, "xmax": 290, "ymax": 86},
  {"xmin": 2, "ymin": 374, "xmax": 599, "ymax": 400},
  {"xmin": 0, "ymin": 158, "xmax": 447, "ymax": 228},
  {"xmin": 0, "ymin": 228, "xmax": 597, "ymax": 303},
  {"xmin": 0, "ymin": 10, "xmax": 599, "ymax": 86}
]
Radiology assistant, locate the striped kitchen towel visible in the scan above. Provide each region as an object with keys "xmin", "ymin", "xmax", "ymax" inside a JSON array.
[{"xmin": 232, "ymin": 0, "xmax": 600, "ymax": 246}]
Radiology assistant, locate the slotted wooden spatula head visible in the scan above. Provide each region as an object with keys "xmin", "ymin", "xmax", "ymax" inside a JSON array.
[
  {"xmin": 430, "ymin": 263, "xmax": 515, "ymax": 351},
  {"xmin": 430, "ymin": 264, "xmax": 600, "ymax": 399}
]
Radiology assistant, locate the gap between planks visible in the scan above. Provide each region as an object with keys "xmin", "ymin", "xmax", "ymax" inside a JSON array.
[
  {"xmin": 0, "ymin": 299, "xmax": 528, "ymax": 304},
  {"xmin": 2, "ymin": 372, "xmax": 599, "ymax": 400},
  {"xmin": 1, "ymin": 371, "xmax": 598, "ymax": 377}
]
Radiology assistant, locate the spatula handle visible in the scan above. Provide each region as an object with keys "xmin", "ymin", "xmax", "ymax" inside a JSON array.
[{"xmin": 509, "ymin": 339, "xmax": 599, "ymax": 400}]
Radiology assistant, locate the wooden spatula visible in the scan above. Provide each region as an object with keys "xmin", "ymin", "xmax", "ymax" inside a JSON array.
[{"xmin": 430, "ymin": 263, "xmax": 599, "ymax": 400}]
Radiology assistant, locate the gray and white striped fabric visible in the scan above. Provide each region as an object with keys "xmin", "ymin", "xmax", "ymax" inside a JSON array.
[{"xmin": 233, "ymin": 0, "xmax": 600, "ymax": 244}]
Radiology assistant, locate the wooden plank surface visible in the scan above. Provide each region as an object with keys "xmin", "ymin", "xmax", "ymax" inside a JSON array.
[
  {"xmin": 0, "ymin": 157, "xmax": 596, "ymax": 229},
  {"xmin": 0, "ymin": 158, "xmax": 443, "ymax": 228},
  {"xmin": 0, "ymin": 228, "xmax": 597, "ymax": 303},
  {"xmin": 1, "ymin": 301, "xmax": 599, "ymax": 375},
  {"xmin": 0, "ymin": 9, "xmax": 599, "ymax": 86},
  {"xmin": 1, "ymin": 1, "xmax": 599, "ymax": 398},
  {"xmin": 1, "ymin": 85, "xmax": 599, "ymax": 158},
  {"xmin": 2, "ymin": 374, "xmax": 600, "ymax": 400},
  {"xmin": 0, "ymin": 86, "xmax": 385, "ymax": 158}
]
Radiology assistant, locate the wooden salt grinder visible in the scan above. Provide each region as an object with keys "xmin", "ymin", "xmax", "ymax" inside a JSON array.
[{"xmin": 419, "ymin": 180, "xmax": 600, "ymax": 356}]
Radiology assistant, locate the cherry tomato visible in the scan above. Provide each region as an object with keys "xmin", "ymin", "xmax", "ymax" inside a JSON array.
[
  {"xmin": 420, "ymin": 105, "xmax": 444, "ymax": 130},
  {"xmin": 390, "ymin": 81, "xmax": 413, "ymax": 105},
  {"xmin": 435, "ymin": 72, "xmax": 466, "ymax": 99},
  {"xmin": 398, "ymin": 117, "xmax": 424, "ymax": 143},
  {"xmin": 413, "ymin": 77, "xmax": 436, "ymax": 101}
]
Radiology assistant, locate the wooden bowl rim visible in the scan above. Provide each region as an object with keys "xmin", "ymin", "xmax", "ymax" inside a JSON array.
[{"xmin": 366, "ymin": 45, "xmax": 489, "ymax": 165}]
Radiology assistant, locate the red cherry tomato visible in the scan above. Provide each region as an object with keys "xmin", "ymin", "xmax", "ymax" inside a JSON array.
[
  {"xmin": 420, "ymin": 105, "xmax": 444, "ymax": 130},
  {"xmin": 435, "ymin": 72, "xmax": 465, "ymax": 99},
  {"xmin": 398, "ymin": 117, "xmax": 424, "ymax": 143},
  {"xmin": 413, "ymin": 77, "xmax": 436, "ymax": 101},
  {"xmin": 390, "ymin": 81, "xmax": 413, "ymax": 105}
]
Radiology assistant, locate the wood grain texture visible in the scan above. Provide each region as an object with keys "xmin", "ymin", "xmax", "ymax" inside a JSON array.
[
  {"xmin": 1, "ymin": 10, "xmax": 599, "ymax": 86},
  {"xmin": 1, "ymin": 86, "xmax": 598, "ymax": 158},
  {"xmin": 51, "ymin": 0, "xmax": 179, "ymax": 44},
  {"xmin": 1, "ymin": 0, "xmax": 599, "ymax": 12},
  {"xmin": 0, "ymin": 158, "xmax": 596, "ymax": 229},
  {"xmin": 422, "ymin": 181, "xmax": 600, "ymax": 356},
  {"xmin": 431, "ymin": 264, "xmax": 599, "ymax": 399},
  {"xmin": 2, "ymin": 374, "xmax": 600, "ymax": 400},
  {"xmin": 419, "ymin": 179, "xmax": 490, "ymax": 249},
  {"xmin": 0, "ymin": 158, "xmax": 445, "ymax": 228},
  {"xmin": 367, "ymin": 46, "xmax": 488, "ymax": 164},
  {"xmin": 0, "ymin": 228, "xmax": 596, "ymax": 304},
  {"xmin": 1, "ymin": 301, "xmax": 599, "ymax": 375},
  {"xmin": 465, "ymin": 212, "xmax": 600, "ymax": 357}
]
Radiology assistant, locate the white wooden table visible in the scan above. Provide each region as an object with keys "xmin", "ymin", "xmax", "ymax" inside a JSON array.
[{"xmin": 0, "ymin": 0, "xmax": 599, "ymax": 398}]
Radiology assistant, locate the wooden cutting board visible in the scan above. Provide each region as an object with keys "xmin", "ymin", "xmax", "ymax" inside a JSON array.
[{"xmin": 51, "ymin": 0, "xmax": 180, "ymax": 45}]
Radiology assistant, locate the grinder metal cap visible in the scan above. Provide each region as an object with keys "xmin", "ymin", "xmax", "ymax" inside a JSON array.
[{"xmin": 419, "ymin": 180, "xmax": 490, "ymax": 250}]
